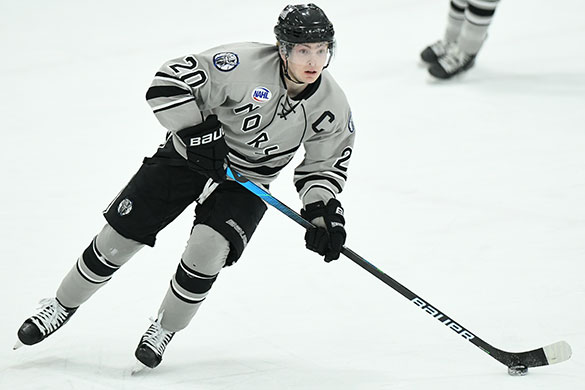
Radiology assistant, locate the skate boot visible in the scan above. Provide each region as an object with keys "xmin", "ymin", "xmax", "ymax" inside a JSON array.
[
  {"xmin": 420, "ymin": 40, "xmax": 453, "ymax": 64},
  {"xmin": 134, "ymin": 315, "xmax": 175, "ymax": 369},
  {"xmin": 15, "ymin": 298, "xmax": 78, "ymax": 349},
  {"xmin": 428, "ymin": 44, "xmax": 476, "ymax": 79}
]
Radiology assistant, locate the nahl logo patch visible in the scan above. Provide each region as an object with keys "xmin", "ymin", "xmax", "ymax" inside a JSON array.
[
  {"xmin": 213, "ymin": 52, "xmax": 239, "ymax": 72},
  {"xmin": 251, "ymin": 87, "xmax": 272, "ymax": 103},
  {"xmin": 118, "ymin": 198, "xmax": 133, "ymax": 216}
]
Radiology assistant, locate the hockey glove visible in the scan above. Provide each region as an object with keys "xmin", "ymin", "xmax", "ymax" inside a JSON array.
[
  {"xmin": 176, "ymin": 115, "xmax": 229, "ymax": 183},
  {"xmin": 301, "ymin": 199, "xmax": 346, "ymax": 262}
]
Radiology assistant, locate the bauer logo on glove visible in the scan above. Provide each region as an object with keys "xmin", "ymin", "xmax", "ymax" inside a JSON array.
[
  {"xmin": 176, "ymin": 115, "xmax": 229, "ymax": 183},
  {"xmin": 187, "ymin": 127, "xmax": 224, "ymax": 147}
]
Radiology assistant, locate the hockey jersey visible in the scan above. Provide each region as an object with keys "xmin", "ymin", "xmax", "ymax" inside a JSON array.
[{"xmin": 146, "ymin": 42, "xmax": 355, "ymax": 205}]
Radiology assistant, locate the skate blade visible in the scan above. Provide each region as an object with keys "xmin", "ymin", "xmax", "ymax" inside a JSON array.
[
  {"xmin": 13, "ymin": 340, "xmax": 24, "ymax": 350},
  {"xmin": 131, "ymin": 361, "xmax": 151, "ymax": 375}
]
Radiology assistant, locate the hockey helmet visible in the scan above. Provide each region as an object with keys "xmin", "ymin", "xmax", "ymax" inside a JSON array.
[
  {"xmin": 274, "ymin": 3, "xmax": 335, "ymax": 45},
  {"xmin": 275, "ymin": 3, "xmax": 336, "ymax": 75}
]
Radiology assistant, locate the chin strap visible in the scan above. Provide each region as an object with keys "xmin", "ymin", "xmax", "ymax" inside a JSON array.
[{"xmin": 282, "ymin": 59, "xmax": 305, "ymax": 85}]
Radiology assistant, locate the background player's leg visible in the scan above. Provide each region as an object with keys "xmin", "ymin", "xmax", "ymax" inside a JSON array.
[
  {"xmin": 429, "ymin": 0, "xmax": 499, "ymax": 79},
  {"xmin": 445, "ymin": 0, "xmax": 468, "ymax": 43},
  {"xmin": 458, "ymin": 0, "xmax": 499, "ymax": 55},
  {"xmin": 421, "ymin": 0, "xmax": 468, "ymax": 63}
]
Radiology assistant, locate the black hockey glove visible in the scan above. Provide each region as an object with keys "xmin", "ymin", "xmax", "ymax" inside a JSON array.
[
  {"xmin": 176, "ymin": 115, "xmax": 229, "ymax": 183},
  {"xmin": 301, "ymin": 199, "xmax": 346, "ymax": 262}
]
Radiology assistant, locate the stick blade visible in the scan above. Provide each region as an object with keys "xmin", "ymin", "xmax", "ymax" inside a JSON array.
[
  {"xmin": 543, "ymin": 340, "xmax": 572, "ymax": 365},
  {"xmin": 131, "ymin": 361, "xmax": 151, "ymax": 376}
]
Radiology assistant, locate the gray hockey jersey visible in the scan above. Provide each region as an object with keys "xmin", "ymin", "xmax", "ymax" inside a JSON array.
[{"xmin": 146, "ymin": 42, "xmax": 355, "ymax": 206}]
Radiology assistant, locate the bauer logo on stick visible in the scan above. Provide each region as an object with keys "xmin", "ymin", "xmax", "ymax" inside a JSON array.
[{"xmin": 411, "ymin": 297, "xmax": 475, "ymax": 341}]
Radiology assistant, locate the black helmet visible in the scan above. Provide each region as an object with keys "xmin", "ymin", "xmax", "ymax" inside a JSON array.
[{"xmin": 274, "ymin": 3, "xmax": 335, "ymax": 44}]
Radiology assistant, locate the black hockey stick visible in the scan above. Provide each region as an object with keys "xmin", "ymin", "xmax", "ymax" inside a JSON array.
[{"xmin": 226, "ymin": 167, "xmax": 572, "ymax": 374}]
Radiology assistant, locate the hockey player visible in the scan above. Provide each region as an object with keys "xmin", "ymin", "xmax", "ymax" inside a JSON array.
[
  {"xmin": 421, "ymin": 0, "xmax": 500, "ymax": 79},
  {"xmin": 14, "ymin": 3, "xmax": 355, "ymax": 370}
]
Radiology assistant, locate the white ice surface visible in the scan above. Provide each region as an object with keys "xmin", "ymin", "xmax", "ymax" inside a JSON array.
[{"xmin": 1, "ymin": 1, "xmax": 584, "ymax": 389}]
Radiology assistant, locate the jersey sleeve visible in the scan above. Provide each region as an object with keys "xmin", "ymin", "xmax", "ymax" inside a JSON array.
[
  {"xmin": 145, "ymin": 53, "xmax": 229, "ymax": 132},
  {"xmin": 294, "ymin": 108, "xmax": 356, "ymax": 207}
]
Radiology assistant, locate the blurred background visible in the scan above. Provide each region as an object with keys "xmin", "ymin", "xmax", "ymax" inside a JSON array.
[{"xmin": 1, "ymin": 1, "xmax": 584, "ymax": 389}]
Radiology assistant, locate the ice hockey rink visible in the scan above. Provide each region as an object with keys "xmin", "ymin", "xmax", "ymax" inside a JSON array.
[{"xmin": 1, "ymin": 0, "xmax": 584, "ymax": 389}]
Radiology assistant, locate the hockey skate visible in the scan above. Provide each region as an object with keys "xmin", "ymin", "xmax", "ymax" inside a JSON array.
[
  {"xmin": 420, "ymin": 40, "xmax": 454, "ymax": 64},
  {"xmin": 133, "ymin": 314, "xmax": 175, "ymax": 371},
  {"xmin": 428, "ymin": 44, "xmax": 476, "ymax": 79},
  {"xmin": 14, "ymin": 298, "xmax": 78, "ymax": 349}
]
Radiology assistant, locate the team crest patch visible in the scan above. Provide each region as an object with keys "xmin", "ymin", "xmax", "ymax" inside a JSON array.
[
  {"xmin": 117, "ymin": 198, "xmax": 133, "ymax": 216},
  {"xmin": 251, "ymin": 87, "xmax": 272, "ymax": 103},
  {"xmin": 213, "ymin": 52, "xmax": 239, "ymax": 72}
]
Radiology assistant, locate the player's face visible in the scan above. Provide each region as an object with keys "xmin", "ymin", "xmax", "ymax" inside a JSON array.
[{"xmin": 284, "ymin": 42, "xmax": 330, "ymax": 84}]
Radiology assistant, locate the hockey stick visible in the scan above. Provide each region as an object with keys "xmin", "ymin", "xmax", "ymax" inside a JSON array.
[{"xmin": 226, "ymin": 167, "xmax": 571, "ymax": 374}]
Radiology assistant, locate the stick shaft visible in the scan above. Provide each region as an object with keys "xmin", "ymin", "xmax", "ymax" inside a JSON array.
[{"xmin": 226, "ymin": 167, "xmax": 565, "ymax": 369}]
